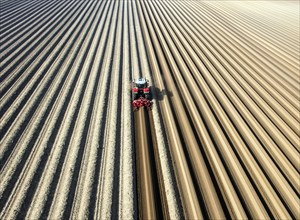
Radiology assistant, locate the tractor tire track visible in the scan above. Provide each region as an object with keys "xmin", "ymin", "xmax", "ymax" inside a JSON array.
[{"xmin": 134, "ymin": 109, "xmax": 158, "ymax": 219}]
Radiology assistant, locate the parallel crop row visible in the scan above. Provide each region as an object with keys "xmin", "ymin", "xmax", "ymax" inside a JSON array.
[
  {"xmin": 1, "ymin": 1, "xmax": 299, "ymax": 219},
  {"xmin": 137, "ymin": 1, "xmax": 299, "ymax": 219}
]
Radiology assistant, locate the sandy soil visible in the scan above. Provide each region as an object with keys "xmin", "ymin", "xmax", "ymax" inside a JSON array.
[{"xmin": 0, "ymin": 1, "xmax": 299, "ymax": 219}]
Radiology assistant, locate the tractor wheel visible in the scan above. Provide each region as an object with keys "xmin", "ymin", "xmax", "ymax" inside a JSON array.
[{"xmin": 132, "ymin": 94, "xmax": 136, "ymax": 100}]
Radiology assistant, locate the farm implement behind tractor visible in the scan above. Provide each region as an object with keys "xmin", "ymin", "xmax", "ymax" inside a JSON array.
[{"xmin": 132, "ymin": 78, "xmax": 152, "ymax": 111}]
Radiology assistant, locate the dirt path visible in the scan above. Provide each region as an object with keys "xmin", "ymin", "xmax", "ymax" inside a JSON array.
[{"xmin": 134, "ymin": 109, "xmax": 157, "ymax": 219}]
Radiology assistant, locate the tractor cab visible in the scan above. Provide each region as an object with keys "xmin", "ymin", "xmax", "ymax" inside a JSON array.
[{"xmin": 135, "ymin": 78, "xmax": 148, "ymax": 89}]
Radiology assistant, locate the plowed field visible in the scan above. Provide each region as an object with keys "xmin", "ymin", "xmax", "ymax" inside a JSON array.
[{"xmin": 1, "ymin": 1, "xmax": 299, "ymax": 219}]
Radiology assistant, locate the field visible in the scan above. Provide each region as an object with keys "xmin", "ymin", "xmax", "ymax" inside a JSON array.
[{"xmin": 0, "ymin": 1, "xmax": 299, "ymax": 219}]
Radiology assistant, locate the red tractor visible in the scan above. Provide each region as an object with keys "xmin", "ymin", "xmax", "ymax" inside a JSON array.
[{"xmin": 132, "ymin": 77, "xmax": 152, "ymax": 110}]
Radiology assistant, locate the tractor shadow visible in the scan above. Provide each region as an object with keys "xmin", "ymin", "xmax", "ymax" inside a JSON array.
[{"xmin": 151, "ymin": 86, "xmax": 173, "ymax": 101}]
